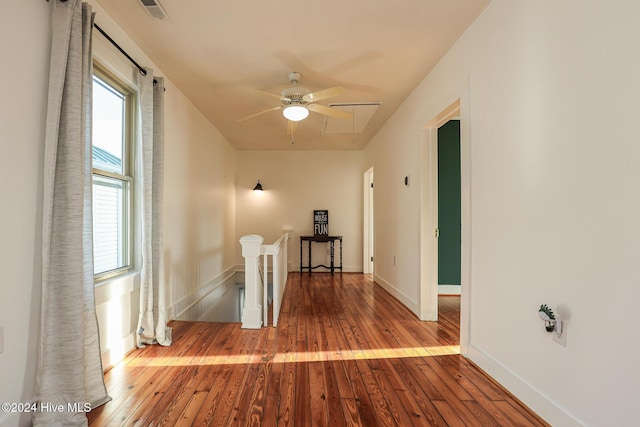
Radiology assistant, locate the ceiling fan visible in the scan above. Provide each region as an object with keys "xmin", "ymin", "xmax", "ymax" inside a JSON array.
[{"xmin": 239, "ymin": 72, "xmax": 352, "ymax": 123}]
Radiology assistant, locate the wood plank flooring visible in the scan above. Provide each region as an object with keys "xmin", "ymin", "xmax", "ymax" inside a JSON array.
[{"xmin": 88, "ymin": 273, "xmax": 548, "ymax": 426}]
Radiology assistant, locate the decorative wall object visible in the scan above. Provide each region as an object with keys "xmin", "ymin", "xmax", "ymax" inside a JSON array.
[{"xmin": 314, "ymin": 210, "xmax": 329, "ymax": 236}]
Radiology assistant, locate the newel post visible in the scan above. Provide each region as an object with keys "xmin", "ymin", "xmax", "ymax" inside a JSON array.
[{"xmin": 240, "ymin": 234, "xmax": 264, "ymax": 329}]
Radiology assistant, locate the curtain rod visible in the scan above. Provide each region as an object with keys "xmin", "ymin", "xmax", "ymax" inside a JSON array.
[
  {"xmin": 94, "ymin": 24, "xmax": 161, "ymax": 86},
  {"xmin": 93, "ymin": 23, "xmax": 147, "ymax": 77},
  {"xmin": 46, "ymin": 0, "xmax": 158, "ymax": 84}
]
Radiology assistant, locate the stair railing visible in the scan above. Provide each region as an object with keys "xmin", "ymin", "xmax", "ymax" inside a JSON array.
[{"xmin": 239, "ymin": 233, "xmax": 289, "ymax": 329}]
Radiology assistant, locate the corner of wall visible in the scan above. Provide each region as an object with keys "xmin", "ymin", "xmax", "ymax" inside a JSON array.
[
  {"xmin": 373, "ymin": 274, "xmax": 419, "ymax": 315},
  {"xmin": 172, "ymin": 265, "xmax": 239, "ymax": 320},
  {"xmin": 467, "ymin": 345, "xmax": 584, "ymax": 427}
]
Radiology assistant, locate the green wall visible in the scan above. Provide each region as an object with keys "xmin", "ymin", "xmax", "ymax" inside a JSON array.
[{"xmin": 438, "ymin": 120, "xmax": 461, "ymax": 285}]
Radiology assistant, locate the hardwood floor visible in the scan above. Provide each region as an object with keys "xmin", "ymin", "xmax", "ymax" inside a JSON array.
[{"xmin": 88, "ymin": 273, "xmax": 548, "ymax": 426}]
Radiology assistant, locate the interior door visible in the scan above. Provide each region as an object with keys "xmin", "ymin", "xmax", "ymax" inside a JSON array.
[{"xmin": 437, "ymin": 120, "xmax": 461, "ymax": 291}]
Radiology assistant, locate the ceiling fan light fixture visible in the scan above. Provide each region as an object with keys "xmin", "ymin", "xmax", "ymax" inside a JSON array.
[{"xmin": 282, "ymin": 105, "xmax": 309, "ymax": 122}]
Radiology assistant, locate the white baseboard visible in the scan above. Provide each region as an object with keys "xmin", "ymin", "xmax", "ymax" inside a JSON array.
[
  {"xmin": 467, "ymin": 345, "xmax": 584, "ymax": 427},
  {"xmin": 438, "ymin": 284, "xmax": 461, "ymax": 295},
  {"xmin": 101, "ymin": 332, "xmax": 136, "ymax": 371},
  {"xmin": 172, "ymin": 266, "xmax": 237, "ymax": 320},
  {"xmin": 241, "ymin": 305, "xmax": 263, "ymax": 329},
  {"xmin": 372, "ymin": 274, "xmax": 419, "ymax": 315}
]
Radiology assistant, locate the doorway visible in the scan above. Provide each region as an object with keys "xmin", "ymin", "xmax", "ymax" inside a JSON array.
[
  {"xmin": 420, "ymin": 91, "xmax": 471, "ymax": 355},
  {"xmin": 363, "ymin": 167, "xmax": 374, "ymax": 275},
  {"xmin": 437, "ymin": 120, "xmax": 461, "ymax": 295}
]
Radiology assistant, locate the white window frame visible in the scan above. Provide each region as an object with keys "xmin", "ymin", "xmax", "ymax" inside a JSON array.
[{"xmin": 92, "ymin": 63, "xmax": 136, "ymax": 282}]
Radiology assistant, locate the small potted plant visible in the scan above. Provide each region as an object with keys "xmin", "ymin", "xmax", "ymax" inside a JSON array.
[{"xmin": 538, "ymin": 304, "xmax": 556, "ymax": 332}]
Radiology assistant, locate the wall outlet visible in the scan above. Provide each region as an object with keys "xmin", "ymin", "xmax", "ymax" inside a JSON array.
[{"xmin": 553, "ymin": 319, "xmax": 566, "ymax": 347}]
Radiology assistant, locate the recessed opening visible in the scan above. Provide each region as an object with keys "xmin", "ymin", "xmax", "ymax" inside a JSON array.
[{"xmin": 321, "ymin": 102, "xmax": 381, "ymax": 134}]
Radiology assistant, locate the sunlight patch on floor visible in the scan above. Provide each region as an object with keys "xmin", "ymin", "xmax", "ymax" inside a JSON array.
[{"xmin": 126, "ymin": 345, "xmax": 460, "ymax": 367}]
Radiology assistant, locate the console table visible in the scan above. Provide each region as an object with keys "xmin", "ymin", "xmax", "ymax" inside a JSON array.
[{"xmin": 300, "ymin": 235, "xmax": 343, "ymax": 275}]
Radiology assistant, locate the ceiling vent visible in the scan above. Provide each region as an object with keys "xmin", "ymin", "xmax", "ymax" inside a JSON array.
[
  {"xmin": 322, "ymin": 103, "xmax": 381, "ymax": 135},
  {"xmin": 139, "ymin": 0, "xmax": 167, "ymax": 19}
]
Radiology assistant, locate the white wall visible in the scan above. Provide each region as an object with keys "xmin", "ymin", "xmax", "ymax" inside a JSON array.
[
  {"xmin": 163, "ymin": 84, "xmax": 237, "ymax": 321},
  {"xmin": 0, "ymin": 3, "xmax": 237, "ymax": 425},
  {"xmin": 366, "ymin": 1, "xmax": 640, "ymax": 426},
  {"xmin": 8, "ymin": 1, "xmax": 638, "ymax": 426},
  {"xmin": 0, "ymin": 3, "xmax": 50, "ymax": 426},
  {"xmin": 363, "ymin": 113, "xmax": 424, "ymax": 312},
  {"xmin": 87, "ymin": 0, "xmax": 238, "ymax": 347},
  {"xmin": 236, "ymin": 151, "xmax": 364, "ymax": 273}
]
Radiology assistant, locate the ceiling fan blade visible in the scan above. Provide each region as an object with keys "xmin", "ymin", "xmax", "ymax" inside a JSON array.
[
  {"xmin": 302, "ymin": 86, "xmax": 344, "ymax": 103},
  {"xmin": 255, "ymin": 90, "xmax": 287, "ymax": 102},
  {"xmin": 237, "ymin": 106, "xmax": 282, "ymax": 122},
  {"xmin": 307, "ymin": 103, "xmax": 352, "ymax": 120}
]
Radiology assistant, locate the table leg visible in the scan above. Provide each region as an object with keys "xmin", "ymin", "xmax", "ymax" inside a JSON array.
[
  {"xmin": 308, "ymin": 240, "xmax": 312, "ymax": 274},
  {"xmin": 330, "ymin": 240, "xmax": 335, "ymax": 275},
  {"xmin": 340, "ymin": 238, "xmax": 343, "ymax": 274},
  {"xmin": 300, "ymin": 238, "xmax": 303, "ymax": 273}
]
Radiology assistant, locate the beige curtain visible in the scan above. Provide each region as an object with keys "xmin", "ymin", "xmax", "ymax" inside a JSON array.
[
  {"xmin": 136, "ymin": 71, "xmax": 171, "ymax": 347},
  {"xmin": 35, "ymin": 1, "xmax": 110, "ymax": 425}
]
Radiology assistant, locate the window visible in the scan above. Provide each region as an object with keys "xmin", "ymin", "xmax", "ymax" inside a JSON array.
[{"xmin": 92, "ymin": 66, "xmax": 134, "ymax": 279}]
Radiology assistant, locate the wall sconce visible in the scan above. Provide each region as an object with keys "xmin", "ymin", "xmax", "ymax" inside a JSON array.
[
  {"xmin": 253, "ymin": 180, "xmax": 263, "ymax": 191},
  {"xmin": 538, "ymin": 304, "xmax": 556, "ymax": 332}
]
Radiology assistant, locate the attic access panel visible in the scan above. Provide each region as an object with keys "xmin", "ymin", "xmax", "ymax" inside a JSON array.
[{"xmin": 321, "ymin": 102, "xmax": 381, "ymax": 135}]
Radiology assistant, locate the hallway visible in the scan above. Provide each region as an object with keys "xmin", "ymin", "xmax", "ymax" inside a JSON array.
[{"xmin": 88, "ymin": 273, "xmax": 547, "ymax": 426}]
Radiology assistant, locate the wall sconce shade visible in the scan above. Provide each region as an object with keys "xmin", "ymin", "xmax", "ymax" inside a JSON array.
[{"xmin": 253, "ymin": 180, "xmax": 263, "ymax": 191}]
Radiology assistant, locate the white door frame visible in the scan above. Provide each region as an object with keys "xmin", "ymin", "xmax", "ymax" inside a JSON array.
[
  {"xmin": 419, "ymin": 78, "xmax": 472, "ymax": 356},
  {"xmin": 363, "ymin": 167, "xmax": 374, "ymax": 274}
]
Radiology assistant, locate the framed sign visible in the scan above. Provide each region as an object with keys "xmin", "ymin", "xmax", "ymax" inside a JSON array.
[{"xmin": 314, "ymin": 210, "xmax": 329, "ymax": 236}]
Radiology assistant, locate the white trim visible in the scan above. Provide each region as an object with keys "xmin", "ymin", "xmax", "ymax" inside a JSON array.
[
  {"xmin": 363, "ymin": 167, "xmax": 374, "ymax": 275},
  {"xmin": 95, "ymin": 273, "xmax": 140, "ymax": 369},
  {"xmin": 95, "ymin": 271, "xmax": 139, "ymax": 305},
  {"xmin": 240, "ymin": 234, "xmax": 264, "ymax": 329},
  {"xmin": 241, "ymin": 306, "xmax": 263, "ymax": 330},
  {"xmin": 420, "ymin": 77, "xmax": 472, "ymax": 356},
  {"xmin": 172, "ymin": 265, "xmax": 237, "ymax": 319},
  {"xmin": 458, "ymin": 78, "xmax": 472, "ymax": 357},
  {"xmin": 101, "ymin": 331, "xmax": 136, "ymax": 370},
  {"xmin": 467, "ymin": 345, "xmax": 584, "ymax": 427},
  {"xmin": 373, "ymin": 274, "xmax": 419, "ymax": 315},
  {"xmin": 419, "ymin": 125, "xmax": 439, "ymax": 321},
  {"xmin": 438, "ymin": 284, "xmax": 461, "ymax": 295}
]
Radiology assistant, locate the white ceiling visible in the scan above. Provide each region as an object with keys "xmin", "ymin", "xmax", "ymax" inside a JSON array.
[{"xmin": 95, "ymin": 0, "xmax": 490, "ymax": 150}]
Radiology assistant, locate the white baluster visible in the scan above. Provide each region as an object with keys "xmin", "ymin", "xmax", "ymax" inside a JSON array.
[
  {"xmin": 240, "ymin": 234, "xmax": 264, "ymax": 329},
  {"xmin": 263, "ymin": 251, "xmax": 269, "ymax": 327},
  {"xmin": 273, "ymin": 249, "xmax": 281, "ymax": 326}
]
